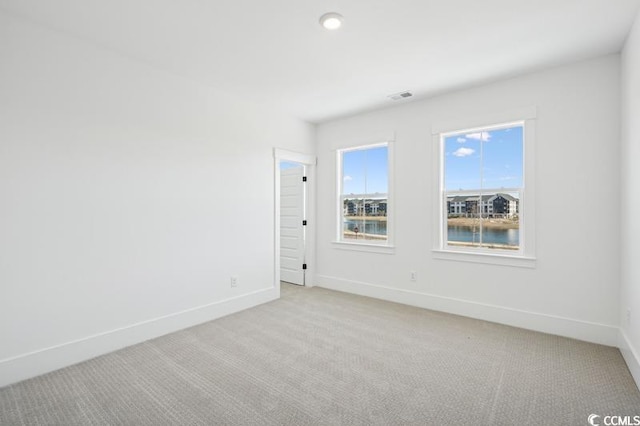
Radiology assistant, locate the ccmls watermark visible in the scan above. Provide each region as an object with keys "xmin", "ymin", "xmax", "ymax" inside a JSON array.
[{"xmin": 588, "ymin": 414, "xmax": 640, "ymax": 426}]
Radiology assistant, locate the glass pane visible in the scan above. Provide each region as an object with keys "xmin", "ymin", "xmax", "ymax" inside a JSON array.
[
  {"xmin": 342, "ymin": 149, "xmax": 366, "ymax": 196},
  {"xmin": 444, "ymin": 134, "xmax": 481, "ymax": 191},
  {"xmin": 364, "ymin": 146, "xmax": 388, "ymax": 195},
  {"xmin": 446, "ymin": 192, "xmax": 520, "ymax": 250},
  {"xmin": 360, "ymin": 199, "xmax": 387, "ymax": 241},
  {"xmin": 343, "ymin": 210, "xmax": 361, "ymax": 240},
  {"xmin": 447, "ymin": 195, "xmax": 481, "ymax": 248},
  {"xmin": 479, "ymin": 191, "xmax": 520, "ymax": 250},
  {"xmin": 279, "ymin": 161, "xmax": 304, "ymax": 171},
  {"xmin": 342, "ymin": 149, "xmax": 365, "ymax": 240},
  {"xmin": 481, "ymin": 126, "xmax": 523, "ymax": 189}
]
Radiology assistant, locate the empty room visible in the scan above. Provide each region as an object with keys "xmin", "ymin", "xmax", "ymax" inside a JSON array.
[{"xmin": 2, "ymin": 0, "xmax": 640, "ymax": 424}]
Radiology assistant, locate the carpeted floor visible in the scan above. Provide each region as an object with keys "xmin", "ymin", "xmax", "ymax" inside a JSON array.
[{"xmin": 1, "ymin": 283, "xmax": 639, "ymax": 425}]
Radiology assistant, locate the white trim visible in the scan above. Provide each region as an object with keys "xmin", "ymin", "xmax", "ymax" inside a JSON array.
[
  {"xmin": 331, "ymin": 241, "xmax": 396, "ymax": 254},
  {"xmin": 315, "ymin": 275, "xmax": 619, "ymax": 347},
  {"xmin": 337, "ymin": 141, "xmax": 388, "ymax": 153},
  {"xmin": 432, "ymin": 249, "xmax": 536, "ymax": 268},
  {"xmin": 273, "ymin": 148, "xmax": 316, "ymax": 166},
  {"xmin": 273, "ymin": 148, "xmax": 317, "ymax": 288},
  {"xmin": 431, "ymin": 106, "xmax": 538, "ymax": 135},
  {"xmin": 619, "ymin": 329, "xmax": 640, "ymax": 391},
  {"xmin": 0, "ymin": 287, "xmax": 278, "ymax": 388},
  {"xmin": 439, "ymin": 120, "xmax": 525, "ymax": 139}
]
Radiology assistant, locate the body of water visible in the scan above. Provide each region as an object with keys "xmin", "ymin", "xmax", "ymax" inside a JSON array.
[
  {"xmin": 344, "ymin": 219, "xmax": 518, "ymax": 247},
  {"xmin": 344, "ymin": 219, "xmax": 387, "ymax": 236},
  {"xmin": 448, "ymin": 225, "xmax": 519, "ymax": 246}
]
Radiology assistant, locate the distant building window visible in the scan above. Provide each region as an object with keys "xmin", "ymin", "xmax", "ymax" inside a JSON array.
[
  {"xmin": 337, "ymin": 143, "xmax": 390, "ymax": 245},
  {"xmin": 440, "ymin": 123, "xmax": 524, "ymax": 253}
]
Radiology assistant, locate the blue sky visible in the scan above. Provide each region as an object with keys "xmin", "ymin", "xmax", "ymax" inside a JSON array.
[
  {"xmin": 342, "ymin": 146, "xmax": 388, "ymax": 195},
  {"xmin": 444, "ymin": 126, "xmax": 523, "ymax": 191},
  {"xmin": 280, "ymin": 161, "xmax": 304, "ymax": 170}
]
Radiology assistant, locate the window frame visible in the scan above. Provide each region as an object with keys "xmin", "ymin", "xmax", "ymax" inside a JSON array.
[
  {"xmin": 334, "ymin": 141, "xmax": 395, "ymax": 253},
  {"xmin": 432, "ymin": 108, "xmax": 536, "ymax": 268}
]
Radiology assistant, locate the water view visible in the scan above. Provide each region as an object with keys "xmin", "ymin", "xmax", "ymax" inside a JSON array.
[
  {"xmin": 344, "ymin": 218, "xmax": 387, "ymax": 236},
  {"xmin": 344, "ymin": 219, "xmax": 519, "ymax": 247},
  {"xmin": 448, "ymin": 225, "xmax": 519, "ymax": 247}
]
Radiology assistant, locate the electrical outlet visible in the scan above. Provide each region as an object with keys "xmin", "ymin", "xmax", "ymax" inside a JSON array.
[
  {"xmin": 627, "ymin": 309, "xmax": 631, "ymax": 325},
  {"xmin": 230, "ymin": 276, "xmax": 238, "ymax": 287},
  {"xmin": 410, "ymin": 271, "xmax": 417, "ymax": 281}
]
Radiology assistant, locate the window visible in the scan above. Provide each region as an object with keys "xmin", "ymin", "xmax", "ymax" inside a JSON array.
[
  {"xmin": 434, "ymin": 110, "xmax": 536, "ymax": 266},
  {"xmin": 442, "ymin": 123, "xmax": 523, "ymax": 252},
  {"xmin": 337, "ymin": 143, "xmax": 391, "ymax": 246}
]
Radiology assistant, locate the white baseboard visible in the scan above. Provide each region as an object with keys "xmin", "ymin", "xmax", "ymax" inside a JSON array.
[
  {"xmin": 0, "ymin": 287, "xmax": 278, "ymax": 388},
  {"xmin": 315, "ymin": 275, "xmax": 619, "ymax": 347},
  {"xmin": 619, "ymin": 329, "xmax": 640, "ymax": 390}
]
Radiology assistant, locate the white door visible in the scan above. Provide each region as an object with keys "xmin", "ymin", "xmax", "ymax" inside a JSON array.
[{"xmin": 280, "ymin": 163, "xmax": 305, "ymax": 285}]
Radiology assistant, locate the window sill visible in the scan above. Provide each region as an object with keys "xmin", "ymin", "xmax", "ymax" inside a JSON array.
[
  {"xmin": 432, "ymin": 249, "xmax": 536, "ymax": 268},
  {"xmin": 332, "ymin": 241, "xmax": 396, "ymax": 254}
]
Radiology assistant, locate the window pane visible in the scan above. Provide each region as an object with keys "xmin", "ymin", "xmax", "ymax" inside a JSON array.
[
  {"xmin": 446, "ymin": 192, "xmax": 520, "ymax": 250},
  {"xmin": 363, "ymin": 146, "xmax": 388, "ymax": 195},
  {"xmin": 342, "ymin": 149, "xmax": 366, "ymax": 196},
  {"xmin": 342, "ymin": 149, "xmax": 364, "ymax": 240},
  {"xmin": 481, "ymin": 126, "xmax": 523, "ymax": 189},
  {"xmin": 444, "ymin": 135, "xmax": 481, "ymax": 191},
  {"xmin": 479, "ymin": 192, "xmax": 520, "ymax": 250},
  {"xmin": 447, "ymin": 195, "xmax": 482, "ymax": 248}
]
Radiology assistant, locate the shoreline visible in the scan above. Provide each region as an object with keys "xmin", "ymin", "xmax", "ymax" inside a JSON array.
[
  {"xmin": 448, "ymin": 241, "xmax": 519, "ymax": 250},
  {"xmin": 342, "ymin": 231, "xmax": 387, "ymax": 241},
  {"xmin": 344, "ymin": 216, "xmax": 388, "ymax": 222},
  {"xmin": 447, "ymin": 217, "xmax": 519, "ymax": 230}
]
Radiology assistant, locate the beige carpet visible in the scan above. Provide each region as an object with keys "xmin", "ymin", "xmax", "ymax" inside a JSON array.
[{"xmin": 1, "ymin": 283, "xmax": 639, "ymax": 425}]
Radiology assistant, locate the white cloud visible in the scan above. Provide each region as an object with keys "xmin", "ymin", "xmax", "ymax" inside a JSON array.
[
  {"xmin": 465, "ymin": 131, "xmax": 491, "ymax": 142},
  {"xmin": 457, "ymin": 137, "xmax": 466, "ymax": 143},
  {"xmin": 452, "ymin": 147, "xmax": 475, "ymax": 157},
  {"xmin": 343, "ymin": 175, "xmax": 352, "ymax": 181}
]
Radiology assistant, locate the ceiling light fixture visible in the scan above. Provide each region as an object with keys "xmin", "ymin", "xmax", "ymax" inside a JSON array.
[{"xmin": 319, "ymin": 12, "xmax": 343, "ymax": 30}]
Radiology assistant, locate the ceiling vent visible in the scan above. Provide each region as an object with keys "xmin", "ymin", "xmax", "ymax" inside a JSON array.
[{"xmin": 388, "ymin": 91, "xmax": 413, "ymax": 101}]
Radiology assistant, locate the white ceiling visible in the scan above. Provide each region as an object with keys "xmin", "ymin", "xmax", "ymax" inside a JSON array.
[{"xmin": 1, "ymin": 0, "xmax": 639, "ymax": 123}]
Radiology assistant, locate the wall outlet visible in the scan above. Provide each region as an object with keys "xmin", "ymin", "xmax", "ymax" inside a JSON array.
[
  {"xmin": 627, "ymin": 308, "xmax": 631, "ymax": 325},
  {"xmin": 410, "ymin": 271, "xmax": 417, "ymax": 281},
  {"xmin": 230, "ymin": 276, "xmax": 238, "ymax": 287}
]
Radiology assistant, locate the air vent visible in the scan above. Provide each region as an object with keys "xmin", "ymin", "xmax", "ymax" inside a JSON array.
[{"xmin": 388, "ymin": 91, "xmax": 413, "ymax": 101}]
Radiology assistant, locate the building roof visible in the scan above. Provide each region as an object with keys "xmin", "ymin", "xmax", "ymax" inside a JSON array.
[
  {"xmin": 495, "ymin": 193, "xmax": 518, "ymax": 201},
  {"xmin": 447, "ymin": 193, "xmax": 520, "ymax": 202},
  {"xmin": 343, "ymin": 193, "xmax": 388, "ymax": 200}
]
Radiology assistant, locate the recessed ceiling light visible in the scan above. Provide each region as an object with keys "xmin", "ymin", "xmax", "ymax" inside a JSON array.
[{"xmin": 319, "ymin": 12, "xmax": 343, "ymax": 30}]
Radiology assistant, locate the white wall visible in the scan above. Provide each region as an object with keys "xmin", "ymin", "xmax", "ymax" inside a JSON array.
[
  {"xmin": 316, "ymin": 55, "xmax": 621, "ymax": 346},
  {"xmin": 0, "ymin": 11, "xmax": 314, "ymax": 386},
  {"xmin": 621, "ymin": 10, "xmax": 640, "ymax": 386}
]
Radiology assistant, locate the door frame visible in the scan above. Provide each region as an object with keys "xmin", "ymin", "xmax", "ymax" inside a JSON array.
[{"xmin": 274, "ymin": 148, "xmax": 316, "ymax": 293}]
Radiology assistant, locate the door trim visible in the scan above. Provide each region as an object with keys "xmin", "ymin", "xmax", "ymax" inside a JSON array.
[{"xmin": 273, "ymin": 149, "xmax": 316, "ymax": 293}]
